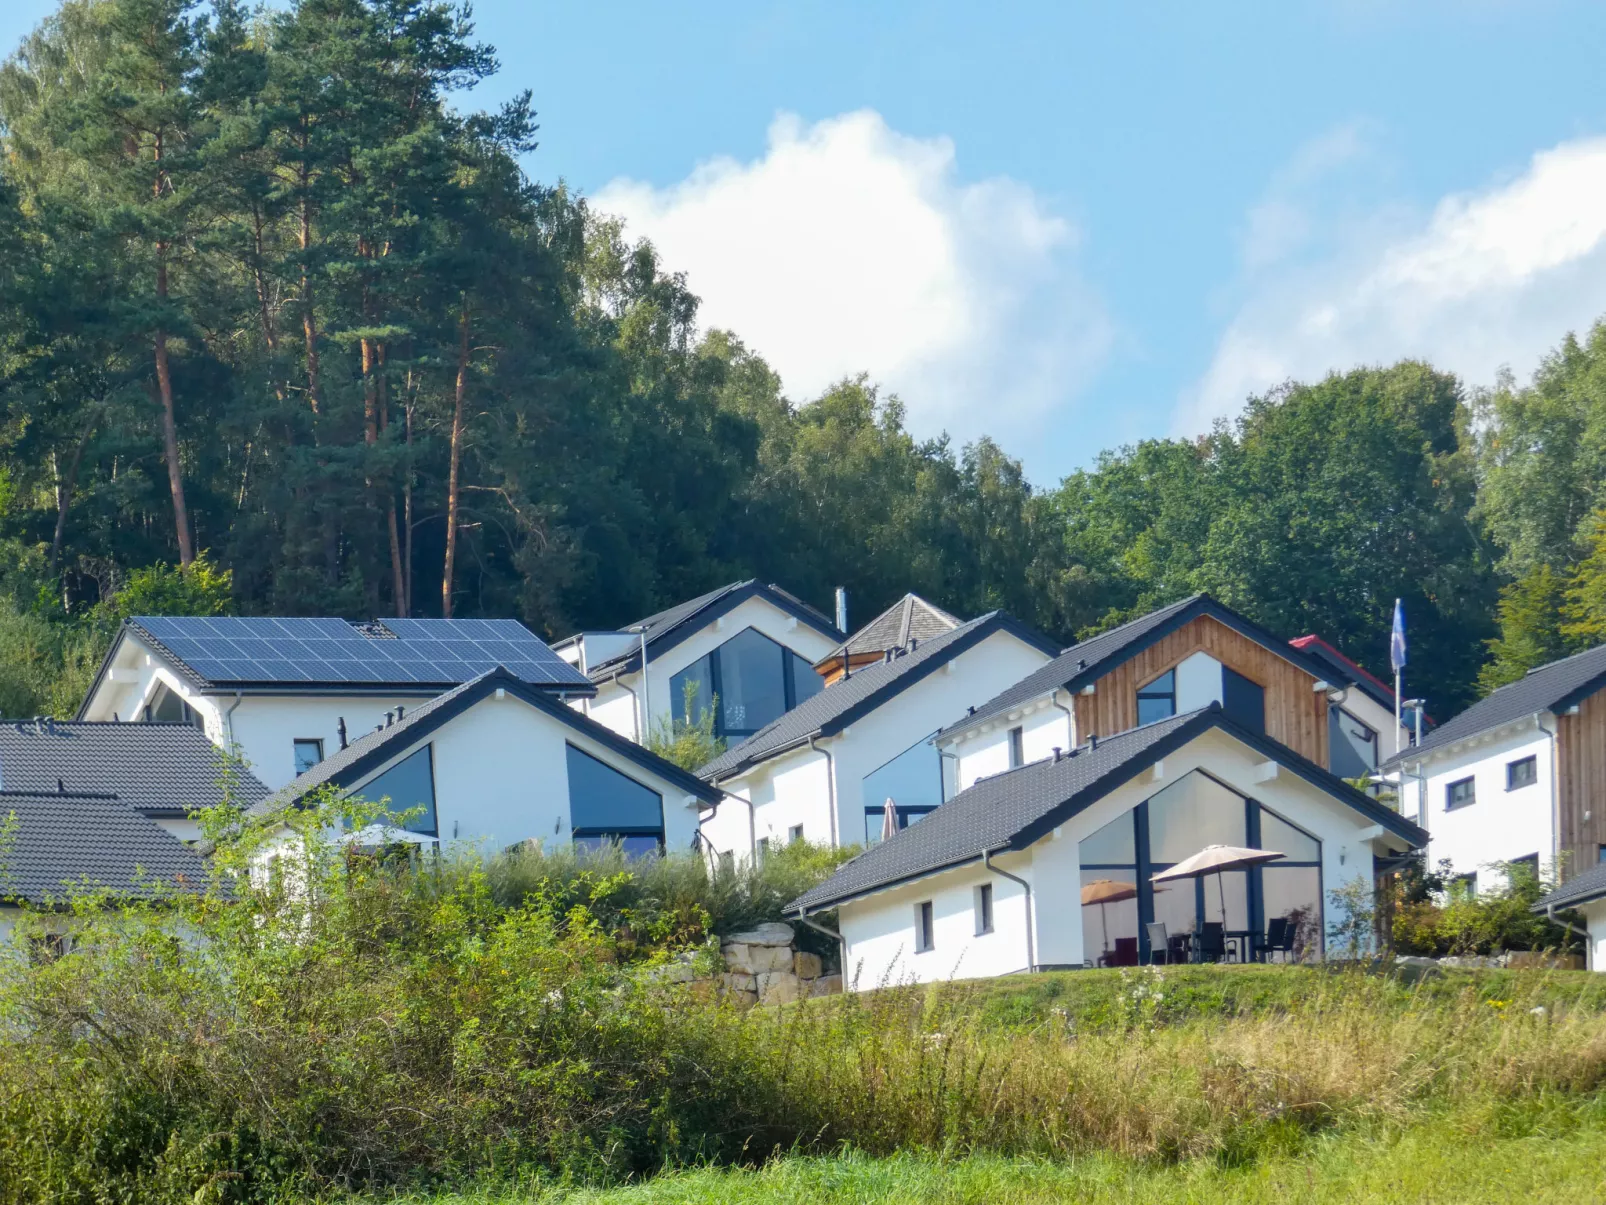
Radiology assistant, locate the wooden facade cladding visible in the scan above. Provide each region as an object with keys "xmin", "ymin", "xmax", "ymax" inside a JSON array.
[
  {"xmin": 1071, "ymin": 614, "xmax": 1331, "ymax": 769},
  {"xmin": 1557, "ymin": 687, "xmax": 1606, "ymax": 878}
]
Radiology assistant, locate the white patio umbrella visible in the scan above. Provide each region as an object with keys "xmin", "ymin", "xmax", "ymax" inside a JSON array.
[
  {"xmin": 1151, "ymin": 844, "xmax": 1285, "ymax": 926},
  {"xmin": 880, "ymin": 797, "xmax": 899, "ymax": 842}
]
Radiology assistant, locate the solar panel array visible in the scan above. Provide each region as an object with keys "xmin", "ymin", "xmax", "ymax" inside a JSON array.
[{"xmin": 132, "ymin": 617, "xmax": 591, "ymax": 689}]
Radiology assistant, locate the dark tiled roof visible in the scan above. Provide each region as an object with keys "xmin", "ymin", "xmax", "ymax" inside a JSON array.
[
  {"xmin": 698, "ymin": 612, "xmax": 1059, "ymax": 781},
  {"xmin": 1385, "ymin": 643, "xmax": 1606, "ymax": 768},
  {"xmin": 1534, "ymin": 862, "xmax": 1606, "ymax": 913},
  {"xmin": 572, "ymin": 581, "xmax": 842, "ymax": 678},
  {"xmin": 0, "ymin": 720, "xmax": 269, "ymax": 818},
  {"xmin": 789, "ymin": 705, "xmax": 1426, "ymax": 915},
  {"xmin": 818, "ymin": 594, "xmax": 962, "ymax": 665},
  {"xmin": 940, "ymin": 594, "xmax": 1346, "ymax": 740},
  {"xmin": 247, "ymin": 667, "xmax": 722, "ymax": 823},
  {"xmin": 0, "ymin": 790, "xmax": 210, "ymax": 906}
]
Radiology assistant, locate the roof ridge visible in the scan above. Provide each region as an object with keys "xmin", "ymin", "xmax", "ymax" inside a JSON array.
[
  {"xmin": 0, "ymin": 788, "xmax": 121, "ymax": 800},
  {"xmin": 1519, "ymin": 641, "xmax": 1606, "ymax": 678},
  {"xmin": 1066, "ymin": 592, "xmax": 1204, "ymax": 649}
]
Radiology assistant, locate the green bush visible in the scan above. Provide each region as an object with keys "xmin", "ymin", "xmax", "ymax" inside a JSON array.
[{"xmin": 1389, "ymin": 856, "xmax": 1578, "ymax": 956}]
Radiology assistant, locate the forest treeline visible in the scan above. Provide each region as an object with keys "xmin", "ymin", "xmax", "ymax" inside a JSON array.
[{"xmin": 2, "ymin": 0, "xmax": 1605, "ymax": 723}]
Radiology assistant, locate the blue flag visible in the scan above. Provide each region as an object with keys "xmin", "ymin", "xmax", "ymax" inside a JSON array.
[{"xmin": 1390, "ymin": 598, "xmax": 1407, "ymax": 674}]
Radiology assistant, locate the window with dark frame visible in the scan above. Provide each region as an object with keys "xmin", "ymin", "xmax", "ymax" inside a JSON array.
[
  {"xmin": 1506, "ymin": 755, "xmax": 1538, "ymax": 791},
  {"xmin": 1221, "ymin": 666, "xmax": 1266, "ymax": 734},
  {"xmin": 1506, "ymin": 853, "xmax": 1539, "ymax": 886},
  {"xmin": 1446, "ymin": 777, "xmax": 1476, "ymax": 810},
  {"xmin": 915, "ymin": 900, "xmax": 935, "ymax": 952},
  {"xmin": 293, "ymin": 738, "xmax": 324, "ymax": 776},
  {"xmin": 566, "ymin": 743, "xmax": 665, "ymax": 857},
  {"xmin": 668, "ymin": 628, "xmax": 824, "ymax": 741},
  {"xmin": 1008, "ymin": 726, "xmax": 1025, "ymax": 769},
  {"xmin": 1136, "ymin": 670, "xmax": 1176, "ymax": 726},
  {"xmin": 975, "ymin": 883, "xmax": 994, "ymax": 935},
  {"xmin": 788, "ymin": 823, "xmax": 804, "ymax": 844}
]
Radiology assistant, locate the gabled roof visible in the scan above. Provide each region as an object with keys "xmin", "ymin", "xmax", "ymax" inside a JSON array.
[
  {"xmin": 816, "ymin": 593, "xmax": 962, "ymax": 666},
  {"xmin": 1385, "ymin": 642, "xmax": 1606, "ymax": 769},
  {"xmin": 562, "ymin": 581, "xmax": 842, "ymax": 679},
  {"xmin": 247, "ymin": 666, "xmax": 722, "ymax": 824},
  {"xmin": 1533, "ymin": 862, "xmax": 1606, "ymax": 913},
  {"xmin": 698, "ymin": 612, "xmax": 1060, "ymax": 782},
  {"xmin": 1289, "ymin": 635, "xmax": 1399, "ymax": 716},
  {"xmin": 788, "ymin": 704, "xmax": 1426, "ymax": 915},
  {"xmin": 0, "ymin": 719, "xmax": 270, "ymax": 818},
  {"xmin": 81, "ymin": 616, "xmax": 591, "ymax": 710},
  {"xmin": 939, "ymin": 594, "xmax": 1346, "ymax": 741},
  {"xmin": 0, "ymin": 789, "xmax": 211, "ymax": 906}
]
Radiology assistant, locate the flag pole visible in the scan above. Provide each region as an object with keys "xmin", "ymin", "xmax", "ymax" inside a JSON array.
[{"xmin": 1394, "ymin": 667, "xmax": 1402, "ymax": 756}]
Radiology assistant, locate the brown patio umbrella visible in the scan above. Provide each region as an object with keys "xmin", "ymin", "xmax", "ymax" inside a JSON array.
[
  {"xmin": 880, "ymin": 797, "xmax": 899, "ymax": 842},
  {"xmin": 1079, "ymin": 879, "xmax": 1161, "ymax": 955},
  {"xmin": 1151, "ymin": 844, "xmax": 1285, "ymax": 924}
]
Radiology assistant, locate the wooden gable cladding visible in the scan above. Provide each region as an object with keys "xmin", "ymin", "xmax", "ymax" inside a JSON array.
[
  {"xmin": 1557, "ymin": 687, "xmax": 1606, "ymax": 879},
  {"xmin": 1071, "ymin": 614, "xmax": 1331, "ymax": 768}
]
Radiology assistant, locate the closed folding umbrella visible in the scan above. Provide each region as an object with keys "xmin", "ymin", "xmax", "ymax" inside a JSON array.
[
  {"xmin": 1151, "ymin": 844, "xmax": 1284, "ymax": 924},
  {"xmin": 880, "ymin": 797, "xmax": 899, "ymax": 842}
]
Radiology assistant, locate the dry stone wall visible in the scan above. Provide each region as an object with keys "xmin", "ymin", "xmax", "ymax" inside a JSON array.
[{"xmin": 719, "ymin": 922, "xmax": 842, "ymax": 1006}]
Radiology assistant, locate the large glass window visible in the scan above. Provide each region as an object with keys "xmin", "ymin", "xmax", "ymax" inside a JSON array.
[
  {"xmin": 667, "ymin": 629, "xmax": 823, "ymax": 740},
  {"xmin": 1078, "ymin": 771, "xmax": 1324, "ymax": 964},
  {"xmin": 1137, "ymin": 670, "xmax": 1176, "ymax": 726},
  {"xmin": 863, "ymin": 731, "xmax": 942, "ymax": 843},
  {"xmin": 1329, "ymin": 707, "xmax": 1378, "ymax": 779},
  {"xmin": 566, "ymin": 743, "xmax": 664, "ymax": 855},
  {"xmin": 1222, "ymin": 667, "xmax": 1265, "ymax": 733},
  {"xmin": 355, "ymin": 745, "xmax": 437, "ymax": 835}
]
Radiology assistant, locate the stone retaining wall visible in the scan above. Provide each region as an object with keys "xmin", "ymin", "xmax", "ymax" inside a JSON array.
[{"xmin": 719, "ymin": 922, "xmax": 842, "ymax": 1006}]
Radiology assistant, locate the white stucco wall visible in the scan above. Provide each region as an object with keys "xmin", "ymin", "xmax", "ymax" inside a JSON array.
[
  {"xmin": 701, "ymin": 746, "xmax": 834, "ymax": 859},
  {"xmin": 838, "ymin": 856, "xmax": 1033, "ymax": 988},
  {"xmin": 269, "ymin": 693, "xmax": 704, "ymax": 859},
  {"xmin": 946, "ymin": 703, "xmax": 1073, "ymax": 795},
  {"xmin": 572, "ymin": 597, "xmax": 841, "ymax": 743},
  {"xmin": 1579, "ymin": 898, "xmax": 1606, "ymax": 972},
  {"xmin": 1173, "ymin": 651, "xmax": 1224, "ymax": 711},
  {"xmin": 1400, "ymin": 722, "xmax": 1556, "ymax": 885},
  {"xmin": 1340, "ymin": 687, "xmax": 1413, "ymax": 762},
  {"xmin": 830, "ymin": 727, "xmax": 1404, "ymax": 989}
]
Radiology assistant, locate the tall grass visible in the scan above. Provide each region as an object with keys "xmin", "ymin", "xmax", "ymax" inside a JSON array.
[{"xmin": 4, "ymin": 825, "xmax": 1606, "ymax": 1202}]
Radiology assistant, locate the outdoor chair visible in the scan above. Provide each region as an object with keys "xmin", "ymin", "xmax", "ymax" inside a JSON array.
[
  {"xmin": 1264, "ymin": 916, "xmax": 1296, "ymax": 963},
  {"xmin": 1198, "ymin": 922, "xmax": 1227, "ymax": 963},
  {"xmin": 1145, "ymin": 922, "xmax": 1170, "ymax": 964},
  {"xmin": 1110, "ymin": 936, "xmax": 1139, "ymax": 966}
]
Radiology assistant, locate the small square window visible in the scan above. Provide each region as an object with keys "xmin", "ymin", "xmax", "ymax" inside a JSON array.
[
  {"xmin": 915, "ymin": 900, "xmax": 935, "ymax": 952},
  {"xmin": 789, "ymin": 824, "xmax": 804, "ymax": 844},
  {"xmin": 1446, "ymin": 777, "xmax": 1476, "ymax": 810},
  {"xmin": 1506, "ymin": 755, "xmax": 1537, "ymax": 791},
  {"xmin": 1008, "ymin": 726, "xmax": 1025, "ymax": 769},
  {"xmin": 1598, "ymin": 844, "xmax": 1606, "ymax": 866},
  {"xmin": 974, "ymin": 883, "xmax": 994, "ymax": 935},
  {"xmin": 293, "ymin": 738, "xmax": 324, "ymax": 776},
  {"xmin": 756, "ymin": 837, "xmax": 770, "ymax": 862}
]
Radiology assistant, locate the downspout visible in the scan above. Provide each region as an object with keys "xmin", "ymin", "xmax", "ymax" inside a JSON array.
[
  {"xmin": 796, "ymin": 911, "xmax": 848, "ymax": 984},
  {"xmin": 224, "ymin": 690, "xmax": 244, "ymax": 751},
  {"xmin": 983, "ymin": 847, "xmax": 1035, "ymax": 973},
  {"xmin": 1050, "ymin": 688, "xmax": 1076, "ymax": 744},
  {"xmin": 809, "ymin": 734, "xmax": 838, "ymax": 848},
  {"xmin": 937, "ymin": 745, "xmax": 958, "ymax": 802},
  {"xmin": 619, "ymin": 676, "xmax": 642, "ymax": 743},
  {"xmin": 1546, "ymin": 904, "xmax": 1592, "ymax": 971},
  {"xmin": 1538, "ymin": 711, "xmax": 1560, "ymax": 872},
  {"xmin": 638, "ymin": 631, "xmax": 650, "ymax": 742}
]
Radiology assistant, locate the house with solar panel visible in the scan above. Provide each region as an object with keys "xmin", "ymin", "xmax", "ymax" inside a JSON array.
[
  {"xmin": 552, "ymin": 581, "xmax": 844, "ymax": 747},
  {"xmin": 1383, "ymin": 642, "xmax": 1606, "ymax": 892},
  {"xmin": 242, "ymin": 667, "xmax": 721, "ymax": 860},
  {"xmin": 785, "ymin": 703, "xmax": 1427, "ymax": 985},
  {"xmin": 77, "ymin": 616, "xmax": 596, "ymax": 789},
  {"xmin": 934, "ymin": 595, "xmax": 1401, "ymax": 799},
  {"xmin": 697, "ymin": 612, "xmax": 1060, "ymax": 860}
]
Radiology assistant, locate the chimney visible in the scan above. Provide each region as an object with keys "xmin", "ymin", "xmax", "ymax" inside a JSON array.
[
  {"xmin": 1087, "ymin": 733, "xmax": 1098, "ymax": 750},
  {"xmin": 1052, "ymin": 747, "xmax": 1063, "ymax": 762},
  {"xmin": 385, "ymin": 710, "xmax": 395, "ymax": 728},
  {"xmin": 834, "ymin": 587, "xmax": 848, "ymax": 633},
  {"xmin": 337, "ymin": 717, "xmax": 348, "ymax": 750},
  {"xmin": 395, "ymin": 705, "xmax": 404, "ymax": 721}
]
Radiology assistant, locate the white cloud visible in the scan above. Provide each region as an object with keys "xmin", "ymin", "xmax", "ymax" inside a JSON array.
[
  {"xmin": 595, "ymin": 110, "xmax": 1113, "ymax": 446},
  {"xmin": 1184, "ymin": 135, "xmax": 1606, "ymax": 434}
]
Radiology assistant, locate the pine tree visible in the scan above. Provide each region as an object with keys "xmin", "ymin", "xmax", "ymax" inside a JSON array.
[{"xmin": 1479, "ymin": 564, "xmax": 1573, "ymax": 694}]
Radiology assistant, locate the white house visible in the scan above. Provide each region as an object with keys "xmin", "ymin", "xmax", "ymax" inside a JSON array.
[
  {"xmin": 244, "ymin": 667, "xmax": 723, "ymax": 859},
  {"xmin": 1383, "ymin": 643, "xmax": 1606, "ymax": 890},
  {"xmin": 0, "ymin": 718, "xmax": 272, "ymax": 842},
  {"xmin": 1534, "ymin": 864, "xmax": 1606, "ymax": 971},
  {"xmin": 0, "ymin": 787, "xmax": 210, "ymax": 950},
  {"xmin": 937, "ymin": 595, "xmax": 1388, "ymax": 799},
  {"xmin": 698, "ymin": 611, "xmax": 1059, "ymax": 859},
  {"xmin": 1287, "ymin": 634, "xmax": 1417, "ymax": 777},
  {"xmin": 786, "ymin": 704, "xmax": 1427, "ymax": 988},
  {"xmin": 553, "ymin": 581, "xmax": 844, "ymax": 746},
  {"xmin": 77, "ymin": 616, "xmax": 594, "ymax": 789}
]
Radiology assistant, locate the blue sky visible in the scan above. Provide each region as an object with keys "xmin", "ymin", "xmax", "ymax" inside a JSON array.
[{"xmin": 7, "ymin": 2, "xmax": 1606, "ymax": 483}]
